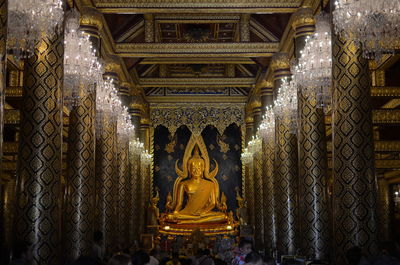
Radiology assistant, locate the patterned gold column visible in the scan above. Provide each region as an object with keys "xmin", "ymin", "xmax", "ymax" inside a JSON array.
[
  {"xmin": 95, "ymin": 114, "xmax": 117, "ymax": 253},
  {"xmin": 16, "ymin": 32, "xmax": 64, "ymax": 265},
  {"xmin": 271, "ymin": 53, "xmax": 298, "ymax": 255},
  {"xmin": 0, "ymin": 1, "xmax": 8, "ymax": 263},
  {"xmin": 1, "ymin": 177, "xmax": 16, "ymax": 265},
  {"xmin": 64, "ymin": 90, "xmax": 96, "ymax": 260},
  {"xmin": 260, "ymin": 85, "xmax": 277, "ymax": 252},
  {"xmin": 116, "ymin": 137, "xmax": 130, "ymax": 249},
  {"xmin": 252, "ymin": 101, "xmax": 264, "ymax": 249},
  {"xmin": 0, "ymin": 0, "xmax": 6, "ymax": 179},
  {"xmin": 144, "ymin": 14, "xmax": 155, "ymax": 43},
  {"xmin": 377, "ymin": 177, "xmax": 391, "ymax": 242},
  {"xmin": 240, "ymin": 14, "xmax": 250, "ymax": 42},
  {"xmin": 331, "ymin": 27, "xmax": 378, "ymax": 264},
  {"xmin": 139, "ymin": 117, "xmax": 151, "ymax": 234},
  {"xmin": 293, "ymin": 8, "xmax": 330, "ymax": 260},
  {"xmin": 244, "ymin": 116, "xmax": 255, "ymax": 228},
  {"xmin": 129, "ymin": 99, "xmax": 143, "ymax": 243}
]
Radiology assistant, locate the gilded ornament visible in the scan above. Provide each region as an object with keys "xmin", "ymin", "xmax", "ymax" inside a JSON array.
[
  {"xmin": 270, "ymin": 52, "xmax": 290, "ymax": 72},
  {"xmin": 80, "ymin": 7, "xmax": 103, "ymax": 31},
  {"xmin": 291, "ymin": 7, "xmax": 315, "ymax": 30}
]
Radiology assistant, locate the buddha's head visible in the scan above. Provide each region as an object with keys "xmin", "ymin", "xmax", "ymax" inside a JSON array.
[{"xmin": 188, "ymin": 145, "xmax": 205, "ymax": 179}]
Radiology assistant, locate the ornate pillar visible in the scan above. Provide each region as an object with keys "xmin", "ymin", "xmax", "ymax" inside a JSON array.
[
  {"xmin": 244, "ymin": 114, "xmax": 255, "ymax": 228},
  {"xmin": 0, "ymin": 0, "xmax": 6, "ymax": 181},
  {"xmin": 144, "ymin": 14, "xmax": 155, "ymax": 43},
  {"xmin": 65, "ymin": 87, "xmax": 96, "ymax": 261},
  {"xmin": 252, "ymin": 99, "xmax": 264, "ymax": 250},
  {"xmin": 0, "ymin": 1, "xmax": 8, "ymax": 263},
  {"xmin": 293, "ymin": 8, "xmax": 330, "ymax": 260},
  {"xmin": 240, "ymin": 14, "xmax": 250, "ymax": 42},
  {"xmin": 128, "ymin": 96, "xmax": 143, "ymax": 243},
  {"xmin": 377, "ymin": 177, "xmax": 391, "ymax": 242},
  {"xmin": 63, "ymin": 11, "xmax": 102, "ymax": 260},
  {"xmin": 331, "ymin": 16, "xmax": 378, "ymax": 263},
  {"xmin": 119, "ymin": 82, "xmax": 131, "ymax": 108},
  {"xmin": 260, "ymin": 82, "xmax": 277, "ymax": 253},
  {"xmin": 1, "ymin": 176, "xmax": 15, "ymax": 265},
  {"xmin": 271, "ymin": 53, "xmax": 298, "ymax": 255},
  {"xmin": 95, "ymin": 113, "xmax": 117, "ymax": 254},
  {"xmin": 16, "ymin": 31, "xmax": 64, "ymax": 265},
  {"xmin": 116, "ymin": 135, "xmax": 130, "ymax": 250},
  {"xmin": 139, "ymin": 116, "xmax": 151, "ymax": 235}
]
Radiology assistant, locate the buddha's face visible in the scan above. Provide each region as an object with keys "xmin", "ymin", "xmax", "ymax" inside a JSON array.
[{"xmin": 189, "ymin": 158, "xmax": 205, "ymax": 179}]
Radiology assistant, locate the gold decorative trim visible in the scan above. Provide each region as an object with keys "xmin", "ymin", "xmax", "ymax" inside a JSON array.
[
  {"xmin": 146, "ymin": 95, "xmax": 247, "ymax": 103},
  {"xmin": 5, "ymin": 86, "xmax": 23, "ymax": 97},
  {"xmin": 371, "ymin": 87, "xmax": 400, "ymax": 97},
  {"xmin": 139, "ymin": 57, "xmax": 256, "ymax": 65},
  {"xmin": 140, "ymin": 77, "xmax": 254, "ymax": 87},
  {"xmin": 270, "ymin": 52, "xmax": 290, "ymax": 72},
  {"xmin": 93, "ymin": 0, "xmax": 301, "ymax": 13},
  {"xmin": 291, "ymin": 7, "xmax": 315, "ymax": 30},
  {"xmin": 150, "ymin": 102, "xmax": 245, "ymax": 135},
  {"xmin": 115, "ymin": 42, "xmax": 279, "ymax": 58},
  {"xmin": 4, "ymin": 142, "xmax": 68, "ymax": 153}
]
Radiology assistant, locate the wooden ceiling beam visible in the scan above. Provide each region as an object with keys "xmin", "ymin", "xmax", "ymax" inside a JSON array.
[{"xmin": 115, "ymin": 42, "xmax": 279, "ymax": 58}]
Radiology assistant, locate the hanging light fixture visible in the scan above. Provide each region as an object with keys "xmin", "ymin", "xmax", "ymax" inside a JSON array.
[
  {"xmin": 247, "ymin": 135, "xmax": 262, "ymax": 155},
  {"xmin": 333, "ymin": 0, "xmax": 400, "ymax": 60},
  {"xmin": 258, "ymin": 106, "xmax": 275, "ymax": 141},
  {"xmin": 241, "ymin": 148, "xmax": 253, "ymax": 165},
  {"xmin": 64, "ymin": 9, "xmax": 101, "ymax": 108},
  {"xmin": 273, "ymin": 78, "xmax": 298, "ymax": 133},
  {"xmin": 295, "ymin": 13, "xmax": 332, "ymax": 111},
  {"xmin": 8, "ymin": 0, "xmax": 64, "ymax": 59},
  {"xmin": 130, "ymin": 138, "xmax": 144, "ymax": 156},
  {"xmin": 117, "ymin": 107, "xmax": 135, "ymax": 143},
  {"xmin": 141, "ymin": 150, "xmax": 153, "ymax": 166}
]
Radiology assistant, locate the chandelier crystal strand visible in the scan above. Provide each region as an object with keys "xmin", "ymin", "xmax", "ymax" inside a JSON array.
[
  {"xmin": 141, "ymin": 150, "xmax": 153, "ymax": 166},
  {"xmin": 130, "ymin": 138, "xmax": 144, "ymax": 156},
  {"xmin": 241, "ymin": 147, "xmax": 253, "ymax": 165},
  {"xmin": 64, "ymin": 9, "xmax": 100, "ymax": 108},
  {"xmin": 247, "ymin": 135, "xmax": 262, "ymax": 154},
  {"xmin": 295, "ymin": 13, "xmax": 332, "ymax": 111},
  {"xmin": 258, "ymin": 106, "xmax": 275, "ymax": 141},
  {"xmin": 273, "ymin": 78, "xmax": 298, "ymax": 134},
  {"xmin": 8, "ymin": 0, "xmax": 64, "ymax": 59},
  {"xmin": 333, "ymin": 0, "xmax": 400, "ymax": 60}
]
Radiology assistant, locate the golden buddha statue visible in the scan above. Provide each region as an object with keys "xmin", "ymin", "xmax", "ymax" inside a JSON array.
[
  {"xmin": 165, "ymin": 145, "xmax": 227, "ymax": 224},
  {"xmin": 159, "ymin": 135, "xmax": 236, "ymax": 235}
]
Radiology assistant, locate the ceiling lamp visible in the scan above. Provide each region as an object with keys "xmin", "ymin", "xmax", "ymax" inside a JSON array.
[
  {"xmin": 241, "ymin": 148, "xmax": 253, "ymax": 165},
  {"xmin": 64, "ymin": 9, "xmax": 101, "ymax": 107},
  {"xmin": 247, "ymin": 135, "xmax": 262, "ymax": 154},
  {"xmin": 130, "ymin": 138, "xmax": 144, "ymax": 156},
  {"xmin": 117, "ymin": 107, "xmax": 135, "ymax": 143},
  {"xmin": 258, "ymin": 106, "xmax": 275, "ymax": 141},
  {"xmin": 8, "ymin": 0, "xmax": 64, "ymax": 59},
  {"xmin": 141, "ymin": 150, "xmax": 153, "ymax": 166},
  {"xmin": 273, "ymin": 78, "xmax": 298, "ymax": 134},
  {"xmin": 295, "ymin": 13, "xmax": 332, "ymax": 111},
  {"xmin": 333, "ymin": 0, "xmax": 400, "ymax": 60}
]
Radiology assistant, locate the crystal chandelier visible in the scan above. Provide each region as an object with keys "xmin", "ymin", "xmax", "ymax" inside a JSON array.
[
  {"xmin": 247, "ymin": 135, "xmax": 262, "ymax": 154},
  {"xmin": 241, "ymin": 148, "xmax": 253, "ymax": 165},
  {"xmin": 8, "ymin": 0, "xmax": 64, "ymax": 59},
  {"xmin": 130, "ymin": 138, "xmax": 145, "ymax": 156},
  {"xmin": 141, "ymin": 150, "xmax": 153, "ymax": 166},
  {"xmin": 117, "ymin": 107, "xmax": 135, "ymax": 143},
  {"xmin": 95, "ymin": 78, "xmax": 119, "ymax": 137},
  {"xmin": 258, "ymin": 106, "xmax": 275, "ymax": 141},
  {"xmin": 273, "ymin": 78, "xmax": 298, "ymax": 133},
  {"xmin": 295, "ymin": 13, "xmax": 332, "ymax": 110},
  {"xmin": 333, "ymin": 0, "xmax": 400, "ymax": 60},
  {"xmin": 64, "ymin": 9, "xmax": 102, "ymax": 107}
]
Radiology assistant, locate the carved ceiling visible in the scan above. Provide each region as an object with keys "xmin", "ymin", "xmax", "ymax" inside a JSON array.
[{"xmin": 75, "ymin": 0, "xmax": 315, "ymax": 103}]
